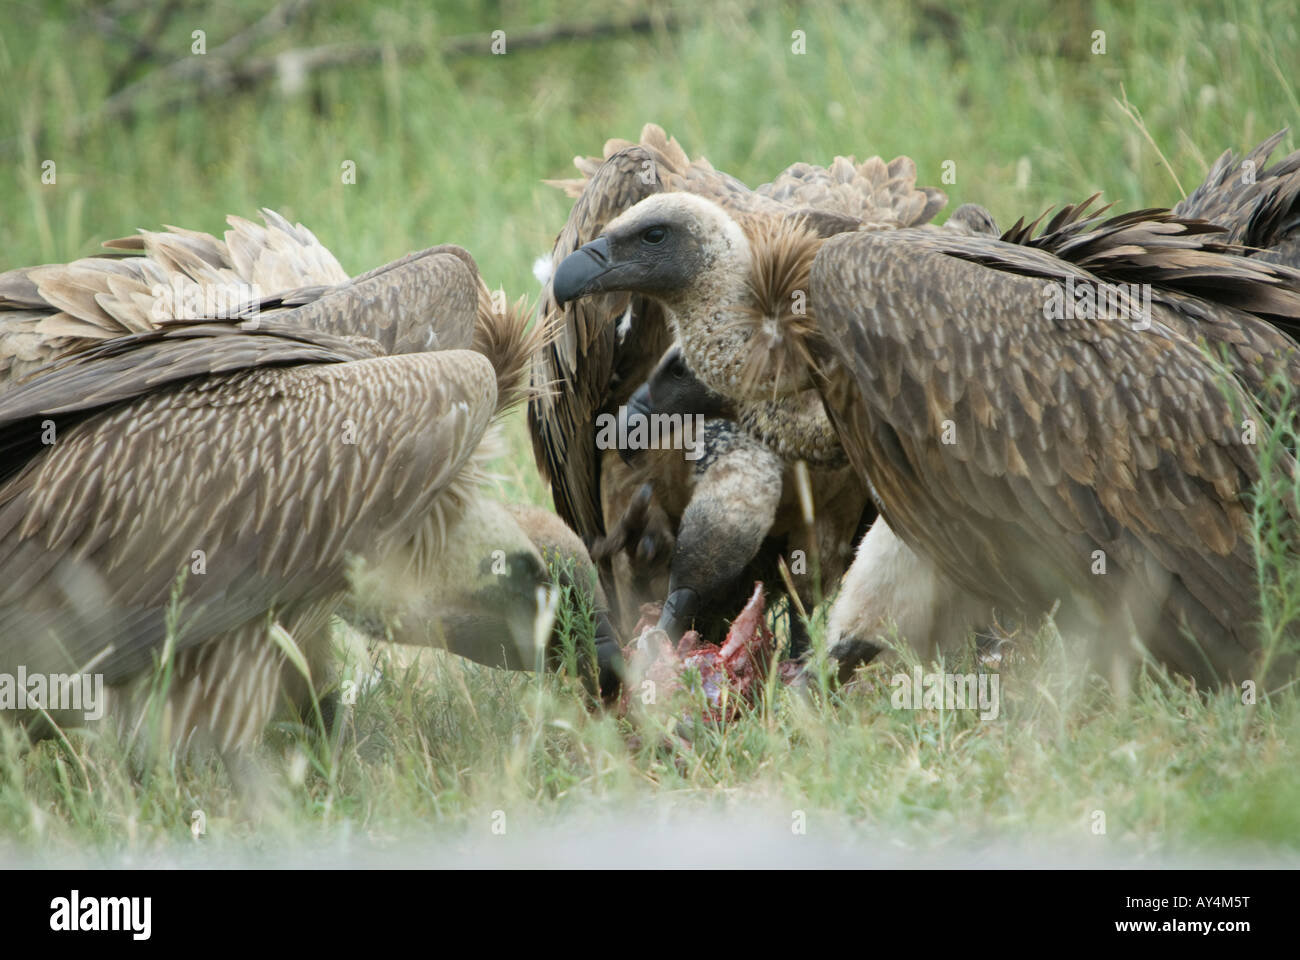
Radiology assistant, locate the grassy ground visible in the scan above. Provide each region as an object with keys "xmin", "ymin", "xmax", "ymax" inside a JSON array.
[{"xmin": 1, "ymin": 0, "xmax": 1299, "ymax": 863}]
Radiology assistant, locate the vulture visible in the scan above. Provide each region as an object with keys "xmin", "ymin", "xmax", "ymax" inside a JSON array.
[
  {"xmin": 1172, "ymin": 129, "xmax": 1300, "ymax": 269},
  {"xmin": 551, "ymin": 134, "xmax": 1300, "ymax": 688},
  {"xmin": 0, "ymin": 211, "xmax": 618, "ymax": 753},
  {"xmin": 530, "ymin": 123, "xmax": 949, "ymax": 645},
  {"xmin": 604, "ymin": 344, "xmax": 870, "ymax": 652},
  {"xmin": 825, "ymin": 130, "xmax": 1300, "ymax": 677}
]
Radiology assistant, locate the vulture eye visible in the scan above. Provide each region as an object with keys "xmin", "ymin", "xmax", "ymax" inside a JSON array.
[{"xmin": 642, "ymin": 226, "xmax": 668, "ymax": 245}]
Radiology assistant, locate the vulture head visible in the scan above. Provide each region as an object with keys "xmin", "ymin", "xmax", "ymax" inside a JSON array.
[
  {"xmin": 616, "ymin": 344, "xmax": 735, "ymax": 469},
  {"xmin": 553, "ymin": 192, "xmax": 826, "ymax": 409},
  {"xmin": 553, "ymin": 192, "xmax": 750, "ymax": 308},
  {"xmin": 632, "ymin": 345, "xmax": 733, "ymax": 420}
]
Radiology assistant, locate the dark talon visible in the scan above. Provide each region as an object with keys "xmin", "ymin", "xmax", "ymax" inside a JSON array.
[{"xmin": 828, "ymin": 637, "xmax": 883, "ymax": 684}]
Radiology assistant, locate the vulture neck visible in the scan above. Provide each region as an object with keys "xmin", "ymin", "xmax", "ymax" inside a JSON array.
[
  {"xmin": 659, "ymin": 226, "xmax": 756, "ymax": 398},
  {"xmin": 737, "ymin": 393, "xmax": 845, "ymax": 467},
  {"xmin": 661, "ymin": 218, "xmax": 844, "ymax": 467}
]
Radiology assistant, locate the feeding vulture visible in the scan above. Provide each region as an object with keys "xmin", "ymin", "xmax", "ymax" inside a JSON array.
[
  {"xmin": 0, "ymin": 211, "xmax": 618, "ymax": 752},
  {"xmin": 530, "ymin": 123, "xmax": 950, "ymax": 644},
  {"xmin": 601, "ymin": 343, "xmax": 871, "ymax": 653},
  {"xmin": 551, "ymin": 135, "xmax": 1300, "ymax": 688}
]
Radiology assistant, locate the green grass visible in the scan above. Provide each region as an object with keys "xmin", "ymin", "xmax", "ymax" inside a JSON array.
[
  {"xmin": 4, "ymin": 620, "xmax": 1299, "ymax": 862},
  {"xmin": 1, "ymin": 0, "xmax": 1299, "ymax": 862}
]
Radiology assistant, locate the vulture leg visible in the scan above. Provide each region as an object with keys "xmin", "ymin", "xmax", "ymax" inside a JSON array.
[{"xmin": 825, "ymin": 517, "xmax": 990, "ymax": 682}]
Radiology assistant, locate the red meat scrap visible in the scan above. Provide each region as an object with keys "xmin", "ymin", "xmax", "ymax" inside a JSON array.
[{"xmin": 620, "ymin": 582, "xmax": 795, "ymax": 721}]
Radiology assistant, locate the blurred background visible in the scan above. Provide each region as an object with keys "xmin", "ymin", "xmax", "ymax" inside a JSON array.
[{"xmin": 4, "ymin": 0, "xmax": 1296, "ymax": 293}]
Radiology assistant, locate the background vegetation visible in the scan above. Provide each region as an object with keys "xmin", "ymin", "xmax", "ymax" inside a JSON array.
[{"xmin": 1, "ymin": 0, "xmax": 1298, "ymax": 863}]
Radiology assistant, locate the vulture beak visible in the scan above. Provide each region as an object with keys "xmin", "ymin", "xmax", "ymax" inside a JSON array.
[
  {"xmin": 616, "ymin": 382, "xmax": 654, "ymax": 466},
  {"xmin": 592, "ymin": 608, "xmax": 626, "ymax": 702},
  {"xmin": 656, "ymin": 585, "xmax": 701, "ymax": 642},
  {"xmin": 552, "ymin": 237, "xmax": 616, "ymax": 304}
]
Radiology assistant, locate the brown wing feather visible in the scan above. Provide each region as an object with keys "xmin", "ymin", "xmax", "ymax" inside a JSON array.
[
  {"xmin": 0, "ymin": 250, "xmax": 483, "ymax": 480},
  {"xmin": 757, "ymin": 154, "xmax": 946, "ymax": 228},
  {"xmin": 944, "ymin": 208, "xmax": 1300, "ymax": 391},
  {"xmin": 530, "ymin": 144, "xmax": 672, "ymax": 544},
  {"xmin": 0, "ymin": 349, "xmax": 496, "ymax": 687},
  {"xmin": 1173, "ymin": 131, "xmax": 1300, "ymax": 268},
  {"xmin": 0, "ymin": 217, "xmax": 477, "ymax": 391},
  {"xmin": 812, "ymin": 228, "xmax": 1297, "ymax": 683}
]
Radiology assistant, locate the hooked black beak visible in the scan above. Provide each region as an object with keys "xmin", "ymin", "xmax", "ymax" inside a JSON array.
[
  {"xmin": 592, "ymin": 610, "xmax": 625, "ymax": 702},
  {"xmin": 616, "ymin": 383, "xmax": 654, "ymax": 466},
  {"xmin": 656, "ymin": 585, "xmax": 701, "ymax": 643},
  {"xmin": 552, "ymin": 237, "xmax": 614, "ymax": 305}
]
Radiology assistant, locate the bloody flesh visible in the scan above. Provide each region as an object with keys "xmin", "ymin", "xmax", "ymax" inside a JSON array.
[{"xmin": 622, "ymin": 582, "xmax": 794, "ymax": 721}]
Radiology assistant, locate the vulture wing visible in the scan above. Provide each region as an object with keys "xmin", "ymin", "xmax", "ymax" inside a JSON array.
[
  {"xmin": 0, "ymin": 211, "xmax": 481, "ymax": 388},
  {"xmin": 0, "ymin": 347, "xmax": 497, "ymax": 688},
  {"xmin": 811, "ymin": 224, "xmax": 1300, "ymax": 683},
  {"xmin": 530, "ymin": 142, "xmax": 668, "ymax": 542},
  {"xmin": 0, "ymin": 319, "xmax": 380, "ymax": 484},
  {"xmin": 0, "ymin": 249, "xmax": 483, "ymax": 480},
  {"xmin": 0, "ymin": 209, "xmax": 347, "ymax": 387},
  {"xmin": 756, "ymin": 154, "xmax": 947, "ymax": 229}
]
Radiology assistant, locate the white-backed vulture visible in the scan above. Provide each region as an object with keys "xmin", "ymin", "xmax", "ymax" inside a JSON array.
[
  {"xmin": 530, "ymin": 123, "xmax": 946, "ymax": 642},
  {"xmin": 551, "ymin": 136, "xmax": 1300, "ymax": 688},
  {"xmin": 1172, "ymin": 130, "xmax": 1300, "ymax": 270},
  {"xmin": 823, "ymin": 132, "xmax": 1300, "ymax": 677},
  {"xmin": 0, "ymin": 212, "xmax": 618, "ymax": 752}
]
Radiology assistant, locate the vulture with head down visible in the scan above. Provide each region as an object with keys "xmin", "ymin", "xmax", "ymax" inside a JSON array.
[
  {"xmin": 552, "ymin": 134, "xmax": 1300, "ymax": 688},
  {"xmin": 0, "ymin": 212, "xmax": 618, "ymax": 751},
  {"xmin": 531, "ymin": 124, "xmax": 954, "ymax": 647}
]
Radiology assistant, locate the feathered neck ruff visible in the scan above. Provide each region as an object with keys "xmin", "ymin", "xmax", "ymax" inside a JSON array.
[{"xmin": 730, "ymin": 214, "xmax": 827, "ymax": 400}]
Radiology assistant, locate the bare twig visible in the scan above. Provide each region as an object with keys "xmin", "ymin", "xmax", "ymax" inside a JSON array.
[
  {"xmin": 87, "ymin": 0, "xmax": 314, "ymax": 130},
  {"xmin": 101, "ymin": 0, "xmax": 187, "ymax": 97},
  {"xmin": 3, "ymin": 10, "xmax": 681, "ymax": 154},
  {"xmin": 257, "ymin": 11, "xmax": 684, "ymax": 82}
]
